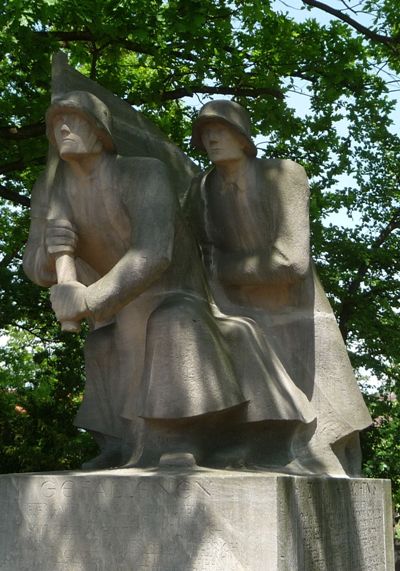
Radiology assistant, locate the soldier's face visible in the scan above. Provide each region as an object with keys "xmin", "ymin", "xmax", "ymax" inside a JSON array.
[
  {"xmin": 53, "ymin": 112, "xmax": 102, "ymax": 160},
  {"xmin": 201, "ymin": 121, "xmax": 246, "ymax": 164}
]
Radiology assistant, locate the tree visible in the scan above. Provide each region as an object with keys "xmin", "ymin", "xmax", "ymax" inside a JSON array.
[{"xmin": 0, "ymin": 0, "xmax": 399, "ymax": 503}]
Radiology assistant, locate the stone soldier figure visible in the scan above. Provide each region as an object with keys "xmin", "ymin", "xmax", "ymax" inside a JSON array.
[
  {"xmin": 23, "ymin": 91, "xmax": 251, "ymax": 468},
  {"xmin": 187, "ymin": 100, "xmax": 371, "ymax": 475},
  {"xmin": 24, "ymin": 91, "xmax": 316, "ymax": 470}
]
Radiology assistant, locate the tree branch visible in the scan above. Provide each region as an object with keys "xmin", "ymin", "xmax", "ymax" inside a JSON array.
[
  {"xmin": 35, "ymin": 30, "xmax": 162, "ymax": 58},
  {"xmin": 338, "ymin": 207, "xmax": 400, "ymax": 340},
  {"xmin": 0, "ymin": 244, "xmax": 24, "ymax": 269},
  {"xmin": 35, "ymin": 30, "xmax": 94, "ymax": 42},
  {"xmin": 12, "ymin": 323, "xmax": 55, "ymax": 345},
  {"xmin": 0, "ymin": 185, "xmax": 30, "ymax": 207},
  {"xmin": 90, "ymin": 44, "xmax": 99, "ymax": 81},
  {"xmin": 302, "ymin": 0, "xmax": 398, "ymax": 47},
  {"xmin": 0, "ymin": 122, "xmax": 45, "ymax": 140},
  {"xmin": 34, "ymin": 31, "xmax": 250, "ymax": 66},
  {"xmin": 0, "ymin": 157, "xmax": 46, "ymax": 176},
  {"xmin": 128, "ymin": 84, "xmax": 284, "ymax": 104}
]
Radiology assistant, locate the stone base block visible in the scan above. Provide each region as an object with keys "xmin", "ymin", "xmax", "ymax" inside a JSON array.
[{"xmin": 0, "ymin": 469, "xmax": 394, "ymax": 570}]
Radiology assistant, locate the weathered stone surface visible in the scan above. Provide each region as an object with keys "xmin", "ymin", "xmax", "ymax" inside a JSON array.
[
  {"xmin": 278, "ymin": 477, "xmax": 394, "ymax": 570},
  {"xmin": 0, "ymin": 470, "xmax": 393, "ymax": 571},
  {"xmin": 23, "ymin": 56, "xmax": 371, "ymax": 475},
  {"xmin": 187, "ymin": 99, "xmax": 372, "ymax": 475},
  {"xmin": 23, "ymin": 86, "xmax": 249, "ymax": 469},
  {"xmin": 51, "ymin": 52, "xmax": 198, "ymax": 204}
]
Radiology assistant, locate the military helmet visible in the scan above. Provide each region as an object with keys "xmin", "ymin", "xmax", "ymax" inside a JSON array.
[
  {"xmin": 191, "ymin": 99, "xmax": 257, "ymax": 157},
  {"xmin": 46, "ymin": 90, "xmax": 115, "ymax": 152}
]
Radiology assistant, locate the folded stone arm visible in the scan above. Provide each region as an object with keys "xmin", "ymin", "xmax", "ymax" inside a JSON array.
[
  {"xmin": 214, "ymin": 244, "xmax": 309, "ymax": 286},
  {"xmin": 211, "ymin": 160, "xmax": 311, "ymax": 287},
  {"xmin": 83, "ymin": 158, "xmax": 176, "ymax": 323}
]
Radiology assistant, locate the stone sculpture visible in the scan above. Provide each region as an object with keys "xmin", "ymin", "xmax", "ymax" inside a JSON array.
[
  {"xmin": 23, "ymin": 90, "xmax": 251, "ymax": 468},
  {"xmin": 187, "ymin": 99, "xmax": 372, "ymax": 475},
  {"xmin": 23, "ymin": 88, "xmax": 317, "ymax": 470},
  {"xmin": 23, "ymin": 82, "xmax": 371, "ymax": 475}
]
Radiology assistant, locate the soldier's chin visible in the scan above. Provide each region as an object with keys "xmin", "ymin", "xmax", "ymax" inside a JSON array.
[{"xmin": 59, "ymin": 148, "xmax": 86, "ymax": 161}]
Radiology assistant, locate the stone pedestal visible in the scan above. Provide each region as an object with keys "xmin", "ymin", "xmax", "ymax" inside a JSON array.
[{"xmin": 0, "ymin": 469, "xmax": 394, "ymax": 570}]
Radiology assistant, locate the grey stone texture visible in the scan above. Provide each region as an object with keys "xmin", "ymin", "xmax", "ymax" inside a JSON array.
[
  {"xmin": 22, "ymin": 55, "xmax": 371, "ymax": 475},
  {"xmin": 23, "ymin": 64, "xmax": 253, "ymax": 470},
  {"xmin": 50, "ymin": 52, "xmax": 198, "ymax": 201},
  {"xmin": 187, "ymin": 100, "xmax": 372, "ymax": 475},
  {"xmin": 0, "ymin": 470, "xmax": 394, "ymax": 570},
  {"xmin": 15, "ymin": 50, "xmax": 393, "ymax": 571}
]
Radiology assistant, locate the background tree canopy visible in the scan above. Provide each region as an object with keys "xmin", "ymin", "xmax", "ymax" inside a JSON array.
[{"xmin": 1, "ymin": 0, "xmax": 400, "ymax": 505}]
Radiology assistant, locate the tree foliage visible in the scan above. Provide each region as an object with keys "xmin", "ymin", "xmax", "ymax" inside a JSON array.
[{"xmin": 0, "ymin": 0, "xmax": 400, "ymax": 503}]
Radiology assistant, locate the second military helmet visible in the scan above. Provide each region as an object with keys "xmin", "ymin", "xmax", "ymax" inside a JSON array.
[{"xmin": 191, "ymin": 100, "xmax": 257, "ymax": 157}]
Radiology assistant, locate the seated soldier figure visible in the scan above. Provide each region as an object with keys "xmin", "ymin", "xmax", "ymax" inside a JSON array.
[
  {"xmin": 187, "ymin": 100, "xmax": 371, "ymax": 476},
  {"xmin": 24, "ymin": 91, "xmax": 314, "ymax": 469},
  {"xmin": 23, "ymin": 91, "xmax": 248, "ymax": 468}
]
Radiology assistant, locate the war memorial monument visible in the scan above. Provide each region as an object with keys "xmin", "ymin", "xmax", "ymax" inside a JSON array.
[{"xmin": 0, "ymin": 53, "xmax": 394, "ymax": 570}]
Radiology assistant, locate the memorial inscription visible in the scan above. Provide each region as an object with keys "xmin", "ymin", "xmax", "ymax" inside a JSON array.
[
  {"xmin": 278, "ymin": 478, "xmax": 391, "ymax": 570},
  {"xmin": 0, "ymin": 471, "xmax": 393, "ymax": 571},
  {"xmin": 6, "ymin": 472, "xmax": 277, "ymax": 570}
]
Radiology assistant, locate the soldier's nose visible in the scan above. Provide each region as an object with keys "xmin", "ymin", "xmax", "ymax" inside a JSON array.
[{"xmin": 60, "ymin": 123, "xmax": 70, "ymax": 135}]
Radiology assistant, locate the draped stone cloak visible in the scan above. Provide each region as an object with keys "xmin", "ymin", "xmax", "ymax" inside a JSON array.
[
  {"xmin": 185, "ymin": 158, "xmax": 371, "ymax": 456},
  {"xmin": 23, "ymin": 152, "xmax": 315, "ymax": 450},
  {"xmin": 23, "ymin": 154, "xmax": 248, "ymax": 440}
]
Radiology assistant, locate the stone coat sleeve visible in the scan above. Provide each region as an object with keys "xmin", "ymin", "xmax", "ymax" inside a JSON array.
[
  {"xmin": 217, "ymin": 159, "xmax": 310, "ymax": 286},
  {"xmin": 23, "ymin": 172, "xmax": 57, "ymax": 287},
  {"xmin": 85, "ymin": 157, "xmax": 175, "ymax": 322}
]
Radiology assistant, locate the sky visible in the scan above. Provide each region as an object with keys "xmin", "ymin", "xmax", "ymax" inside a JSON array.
[
  {"xmin": 270, "ymin": 1, "xmax": 396, "ymax": 391},
  {"xmin": 270, "ymin": 0, "xmax": 400, "ymax": 229}
]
